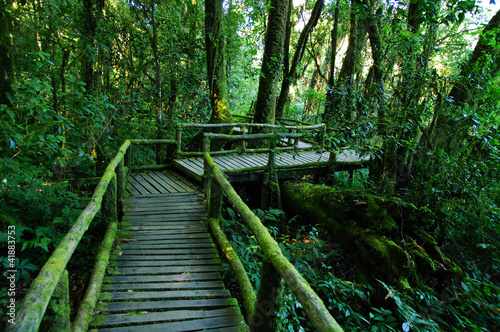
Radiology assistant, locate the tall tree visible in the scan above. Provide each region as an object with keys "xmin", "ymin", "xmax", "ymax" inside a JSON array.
[
  {"xmin": 253, "ymin": 0, "xmax": 290, "ymax": 125},
  {"xmin": 81, "ymin": 0, "xmax": 104, "ymax": 93},
  {"xmin": 0, "ymin": 0, "xmax": 13, "ymax": 106},
  {"xmin": 205, "ymin": 0, "xmax": 232, "ymax": 125},
  {"xmin": 276, "ymin": 0, "xmax": 324, "ymax": 119},
  {"xmin": 324, "ymin": 0, "xmax": 367, "ymax": 128}
]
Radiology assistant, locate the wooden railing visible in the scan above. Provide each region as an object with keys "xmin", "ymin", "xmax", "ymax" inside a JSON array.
[
  {"xmin": 175, "ymin": 122, "xmax": 325, "ymax": 158},
  {"xmin": 10, "ymin": 128, "xmax": 341, "ymax": 331},
  {"xmin": 7, "ymin": 139, "xmax": 176, "ymax": 332},
  {"xmin": 202, "ymin": 133, "xmax": 344, "ymax": 332}
]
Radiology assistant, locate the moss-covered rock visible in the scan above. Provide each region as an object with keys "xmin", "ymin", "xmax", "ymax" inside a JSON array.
[{"xmin": 282, "ymin": 182, "xmax": 461, "ymax": 294}]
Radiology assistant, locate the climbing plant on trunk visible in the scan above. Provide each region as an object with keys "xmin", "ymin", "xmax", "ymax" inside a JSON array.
[{"xmin": 253, "ymin": 0, "xmax": 290, "ymax": 125}]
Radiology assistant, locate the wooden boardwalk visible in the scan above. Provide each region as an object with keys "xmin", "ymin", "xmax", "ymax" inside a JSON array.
[
  {"xmin": 91, "ymin": 171, "xmax": 248, "ymax": 331},
  {"xmin": 173, "ymin": 150, "xmax": 369, "ymax": 183}
]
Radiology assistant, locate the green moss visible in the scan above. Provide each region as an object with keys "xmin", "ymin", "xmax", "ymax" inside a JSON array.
[
  {"xmin": 282, "ymin": 182, "xmax": 459, "ymax": 294},
  {"xmin": 365, "ymin": 196, "xmax": 397, "ymax": 233},
  {"xmin": 90, "ymin": 315, "xmax": 109, "ymax": 326}
]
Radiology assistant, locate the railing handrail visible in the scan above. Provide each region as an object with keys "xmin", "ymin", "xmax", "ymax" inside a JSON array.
[
  {"xmin": 177, "ymin": 122, "xmax": 324, "ymax": 130},
  {"xmin": 203, "ymin": 152, "xmax": 344, "ymax": 332},
  {"xmin": 9, "ymin": 138, "xmax": 177, "ymax": 332},
  {"xmin": 176, "ymin": 122, "xmax": 325, "ymax": 158}
]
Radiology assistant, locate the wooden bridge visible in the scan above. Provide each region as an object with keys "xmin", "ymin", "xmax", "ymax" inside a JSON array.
[{"xmin": 9, "ymin": 122, "xmax": 368, "ymax": 332}]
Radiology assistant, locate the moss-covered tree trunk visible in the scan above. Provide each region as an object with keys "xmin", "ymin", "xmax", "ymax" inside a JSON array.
[
  {"xmin": 204, "ymin": 0, "xmax": 232, "ymax": 151},
  {"xmin": 252, "ymin": 0, "xmax": 289, "ymax": 126},
  {"xmin": 282, "ymin": 182, "xmax": 461, "ymax": 298},
  {"xmin": 206, "ymin": 0, "xmax": 232, "ymax": 126}
]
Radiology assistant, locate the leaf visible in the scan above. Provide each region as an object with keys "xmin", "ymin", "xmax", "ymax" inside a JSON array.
[{"xmin": 402, "ymin": 322, "xmax": 410, "ymax": 332}]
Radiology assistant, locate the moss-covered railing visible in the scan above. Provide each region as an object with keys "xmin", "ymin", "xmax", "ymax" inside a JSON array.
[
  {"xmin": 203, "ymin": 150, "xmax": 344, "ymax": 331},
  {"xmin": 175, "ymin": 122, "xmax": 325, "ymax": 158},
  {"xmin": 7, "ymin": 138, "xmax": 176, "ymax": 332}
]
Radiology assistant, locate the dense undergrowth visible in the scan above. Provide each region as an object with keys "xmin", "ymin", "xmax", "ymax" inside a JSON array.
[{"xmin": 221, "ymin": 171, "xmax": 500, "ymax": 331}]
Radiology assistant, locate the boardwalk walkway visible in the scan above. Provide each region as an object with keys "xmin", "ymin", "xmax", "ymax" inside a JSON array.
[
  {"xmin": 90, "ymin": 170, "xmax": 248, "ymax": 331},
  {"xmin": 174, "ymin": 150, "xmax": 369, "ymax": 183}
]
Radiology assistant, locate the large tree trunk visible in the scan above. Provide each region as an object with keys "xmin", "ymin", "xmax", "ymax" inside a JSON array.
[
  {"xmin": 205, "ymin": 0, "xmax": 232, "ymax": 125},
  {"xmin": 275, "ymin": 0, "xmax": 324, "ymax": 119},
  {"xmin": 81, "ymin": 0, "xmax": 103, "ymax": 93},
  {"xmin": 0, "ymin": 1, "xmax": 13, "ymax": 106},
  {"xmin": 252, "ymin": 0, "xmax": 289, "ymax": 125}
]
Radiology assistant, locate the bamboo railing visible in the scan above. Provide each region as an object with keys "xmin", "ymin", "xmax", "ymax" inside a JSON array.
[
  {"xmin": 7, "ymin": 139, "xmax": 176, "ymax": 332},
  {"xmin": 202, "ymin": 133, "xmax": 344, "ymax": 332},
  {"xmin": 175, "ymin": 122, "xmax": 325, "ymax": 158},
  {"xmin": 10, "ymin": 126, "xmax": 341, "ymax": 331}
]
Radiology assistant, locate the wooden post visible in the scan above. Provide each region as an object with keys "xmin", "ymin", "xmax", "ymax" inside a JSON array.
[
  {"xmin": 203, "ymin": 137, "xmax": 212, "ymax": 199},
  {"xmin": 261, "ymin": 172, "xmax": 270, "ymax": 209},
  {"xmin": 262, "ymin": 138, "xmax": 281, "ymax": 209},
  {"xmin": 176, "ymin": 126, "xmax": 182, "ymax": 158},
  {"xmin": 40, "ymin": 270, "xmax": 71, "ymax": 332},
  {"xmin": 249, "ymin": 259, "xmax": 283, "ymax": 331},
  {"xmin": 326, "ymin": 152, "xmax": 336, "ymax": 186},
  {"xmin": 208, "ymin": 179, "xmax": 223, "ymax": 219},
  {"xmin": 116, "ymin": 160, "xmax": 125, "ymax": 222},
  {"xmin": 125, "ymin": 145, "xmax": 133, "ymax": 169},
  {"xmin": 102, "ymin": 172, "xmax": 117, "ymax": 224}
]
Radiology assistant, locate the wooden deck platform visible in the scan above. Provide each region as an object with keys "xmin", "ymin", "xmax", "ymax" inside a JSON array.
[
  {"xmin": 173, "ymin": 150, "xmax": 369, "ymax": 183},
  {"xmin": 91, "ymin": 171, "xmax": 248, "ymax": 331}
]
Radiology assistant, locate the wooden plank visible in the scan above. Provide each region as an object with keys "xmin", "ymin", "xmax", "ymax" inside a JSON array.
[
  {"xmin": 103, "ymin": 280, "xmax": 225, "ymax": 291},
  {"xmin": 162, "ymin": 171, "xmax": 197, "ymax": 192},
  {"xmin": 115, "ymin": 258, "xmax": 221, "ymax": 267},
  {"xmin": 121, "ymin": 243, "xmax": 215, "ymax": 251},
  {"xmin": 127, "ymin": 176, "xmax": 150, "ymax": 195},
  {"xmin": 105, "ymin": 272, "xmax": 222, "ymax": 284},
  {"xmin": 95, "ymin": 307, "xmax": 240, "ymax": 327},
  {"xmin": 99, "ymin": 298, "xmax": 238, "ymax": 312},
  {"xmin": 128, "ymin": 232, "xmax": 209, "ymax": 241},
  {"xmin": 126, "ymin": 207, "xmax": 207, "ymax": 216},
  {"xmin": 115, "ymin": 253, "xmax": 218, "ymax": 262},
  {"xmin": 102, "ymin": 288, "xmax": 230, "ymax": 300},
  {"xmin": 154, "ymin": 171, "xmax": 186, "ymax": 193},
  {"xmin": 146, "ymin": 171, "xmax": 180, "ymax": 193},
  {"xmin": 124, "ymin": 227, "xmax": 207, "ymax": 235},
  {"xmin": 126, "ymin": 183, "xmax": 141, "ymax": 196},
  {"xmin": 116, "ymin": 265, "xmax": 223, "ymax": 276},
  {"xmin": 96, "ymin": 315, "xmax": 246, "ymax": 332},
  {"xmin": 173, "ymin": 159, "xmax": 202, "ymax": 176},
  {"xmin": 124, "ymin": 225, "xmax": 208, "ymax": 232},
  {"xmin": 125, "ymin": 193, "xmax": 204, "ymax": 202},
  {"xmin": 137, "ymin": 173, "xmax": 167, "ymax": 194},
  {"xmin": 118, "ymin": 248, "xmax": 218, "ymax": 255},
  {"xmin": 125, "ymin": 213, "xmax": 207, "ymax": 222},
  {"xmin": 125, "ymin": 203, "xmax": 206, "ymax": 212},
  {"xmin": 131, "ymin": 174, "xmax": 161, "ymax": 194},
  {"xmin": 124, "ymin": 224, "xmax": 207, "ymax": 230}
]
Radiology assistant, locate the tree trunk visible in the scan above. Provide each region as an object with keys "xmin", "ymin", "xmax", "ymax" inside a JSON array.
[
  {"xmin": 205, "ymin": 0, "xmax": 232, "ymax": 125},
  {"xmin": 81, "ymin": 0, "xmax": 102, "ymax": 93},
  {"xmin": 0, "ymin": 1, "xmax": 13, "ymax": 106},
  {"xmin": 252, "ymin": 0, "xmax": 289, "ymax": 125},
  {"xmin": 324, "ymin": 0, "xmax": 367, "ymax": 127},
  {"xmin": 275, "ymin": 0, "xmax": 324, "ymax": 119}
]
